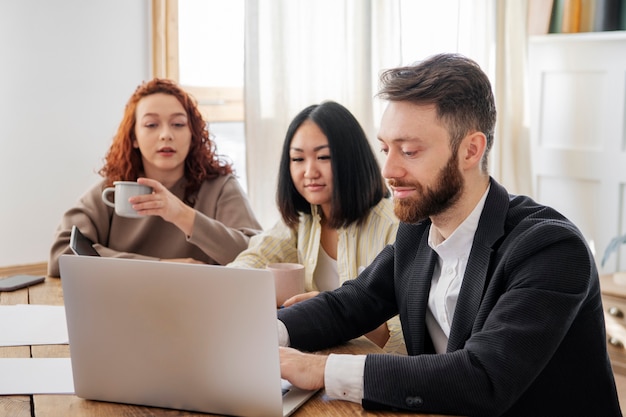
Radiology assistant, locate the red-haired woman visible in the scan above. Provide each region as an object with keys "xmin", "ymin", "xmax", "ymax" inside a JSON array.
[{"xmin": 48, "ymin": 78, "xmax": 261, "ymax": 277}]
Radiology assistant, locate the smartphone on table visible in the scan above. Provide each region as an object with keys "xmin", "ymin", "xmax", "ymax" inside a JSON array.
[{"xmin": 0, "ymin": 274, "xmax": 45, "ymax": 292}]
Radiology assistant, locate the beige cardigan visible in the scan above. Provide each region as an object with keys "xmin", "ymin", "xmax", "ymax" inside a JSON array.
[
  {"xmin": 48, "ymin": 174, "xmax": 262, "ymax": 277},
  {"xmin": 229, "ymin": 200, "xmax": 399, "ymax": 291}
]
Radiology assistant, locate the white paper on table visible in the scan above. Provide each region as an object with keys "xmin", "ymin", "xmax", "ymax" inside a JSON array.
[
  {"xmin": 0, "ymin": 358, "xmax": 75, "ymax": 394},
  {"xmin": 0, "ymin": 305, "xmax": 68, "ymax": 346}
]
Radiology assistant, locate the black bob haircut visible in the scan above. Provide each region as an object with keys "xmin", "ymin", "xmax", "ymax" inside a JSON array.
[{"xmin": 276, "ymin": 101, "xmax": 388, "ymax": 229}]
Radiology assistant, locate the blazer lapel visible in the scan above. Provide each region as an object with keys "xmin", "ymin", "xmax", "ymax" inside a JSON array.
[
  {"xmin": 446, "ymin": 243, "xmax": 491, "ymax": 352},
  {"xmin": 446, "ymin": 179, "xmax": 509, "ymax": 352},
  {"xmin": 405, "ymin": 232, "xmax": 437, "ymax": 354}
]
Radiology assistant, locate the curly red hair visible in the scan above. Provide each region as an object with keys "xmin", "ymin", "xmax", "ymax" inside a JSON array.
[{"xmin": 99, "ymin": 78, "xmax": 233, "ymax": 205}]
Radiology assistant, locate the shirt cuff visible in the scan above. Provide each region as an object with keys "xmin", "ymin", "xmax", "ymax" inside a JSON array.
[{"xmin": 324, "ymin": 353, "xmax": 366, "ymax": 404}]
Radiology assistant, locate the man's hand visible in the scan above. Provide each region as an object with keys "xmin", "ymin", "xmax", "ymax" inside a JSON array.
[{"xmin": 279, "ymin": 347, "xmax": 327, "ymax": 391}]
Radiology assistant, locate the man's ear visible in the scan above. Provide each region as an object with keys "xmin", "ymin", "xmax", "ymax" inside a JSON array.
[{"xmin": 460, "ymin": 131, "xmax": 487, "ymax": 169}]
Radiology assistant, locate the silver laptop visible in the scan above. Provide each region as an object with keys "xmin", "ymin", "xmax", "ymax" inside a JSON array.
[{"xmin": 59, "ymin": 255, "xmax": 316, "ymax": 417}]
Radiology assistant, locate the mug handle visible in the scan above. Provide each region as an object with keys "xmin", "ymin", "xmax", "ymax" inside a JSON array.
[{"xmin": 101, "ymin": 187, "xmax": 116, "ymax": 208}]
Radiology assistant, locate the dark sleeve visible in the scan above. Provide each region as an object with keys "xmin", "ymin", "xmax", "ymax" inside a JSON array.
[
  {"xmin": 361, "ymin": 221, "xmax": 610, "ymax": 416},
  {"xmin": 278, "ymin": 244, "xmax": 399, "ymax": 351}
]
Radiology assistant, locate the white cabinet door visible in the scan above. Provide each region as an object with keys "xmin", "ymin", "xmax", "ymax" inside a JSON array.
[{"xmin": 529, "ymin": 32, "xmax": 626, "ymax": 274}]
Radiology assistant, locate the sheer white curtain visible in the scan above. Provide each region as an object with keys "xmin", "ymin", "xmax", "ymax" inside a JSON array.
[
  {"xmin": 492, "ymin": 0, "xmax": 533, "ymax": 196},
  {"xmin": 243, "ymin": 0, "xmax": 530, "ymax": 228},
  {"xmin": 244, "ymin": 0, "xmax": 401, "ymax": 228}
]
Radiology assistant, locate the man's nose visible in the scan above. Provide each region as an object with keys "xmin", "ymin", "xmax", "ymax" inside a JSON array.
[{"xmin": 381, "ymin": 150, "xmax": 402, "ymax": 180}]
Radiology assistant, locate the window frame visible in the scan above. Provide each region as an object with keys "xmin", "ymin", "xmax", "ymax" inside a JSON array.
[{"xmin": 151, "ymin": 0, "xmax": 244, "ymax": 122}]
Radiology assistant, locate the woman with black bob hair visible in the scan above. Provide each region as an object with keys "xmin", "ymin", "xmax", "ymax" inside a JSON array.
[
  {"xmin": 277, "ymin": 101, "xmax": 388, "ymax": 229},
  {"xmin": 229, "ymin": 101, "xmax": 404, "ymax": 353}
]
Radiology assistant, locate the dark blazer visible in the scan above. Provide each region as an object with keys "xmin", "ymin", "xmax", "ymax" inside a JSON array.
[{"xmin": 278, "ymin": 178, "xmax": 622, "ymax": 417}]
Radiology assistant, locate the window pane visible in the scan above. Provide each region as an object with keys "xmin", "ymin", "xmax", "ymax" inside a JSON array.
[
  {"xmin": 178, "ymin": 0, "xmax": 244, "ymax": 87},
  {"xmin": 178, "ymin": 0, "xmax": 247, "ymax": 191},
  {"xmin": 210, "ymin": 121, "xmax": 247, "ymax": 192},
  {"xmin": 400, "ymin": 0, "xmax": 460, "ymax": 63}
]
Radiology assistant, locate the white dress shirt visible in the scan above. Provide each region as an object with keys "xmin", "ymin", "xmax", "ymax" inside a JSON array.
[{"xmin": 425, "ymin": 187, "xmax": 488, "ymax": 353}]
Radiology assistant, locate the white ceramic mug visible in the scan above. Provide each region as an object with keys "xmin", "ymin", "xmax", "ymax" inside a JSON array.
[
  {"xmin": 101, "ymin": 181, "xmax": 153, "ymax": 218},
  {"xmin": 266, "ymin": 263, "xmax": 305, "ymax": 308}
]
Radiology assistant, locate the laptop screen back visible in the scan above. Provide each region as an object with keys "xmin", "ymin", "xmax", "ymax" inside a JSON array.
[{"xmin": 59, "ymin": 255, "xmax": 296, "ymax": 417}]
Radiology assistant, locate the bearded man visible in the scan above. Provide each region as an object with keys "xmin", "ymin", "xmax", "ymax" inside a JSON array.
[{"xmin": 276, "ymin": 53, "xmax": 622, "ymax": 417}]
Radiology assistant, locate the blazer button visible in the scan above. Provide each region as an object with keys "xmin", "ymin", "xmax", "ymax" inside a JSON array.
[{"xmin": 405, "ymin": 396, "xmax": 423, "ymax": 407}]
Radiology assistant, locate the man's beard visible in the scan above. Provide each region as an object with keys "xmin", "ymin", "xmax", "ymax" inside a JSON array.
[{"xmin": 389, "ymin": 152, "xmax": 464, "ymax": 223}]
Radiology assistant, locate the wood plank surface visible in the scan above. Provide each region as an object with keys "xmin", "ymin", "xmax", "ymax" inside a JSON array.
[
  {"xmin": 0, "ymin": 284, "xmax": 35, "ymax": 417},
  {"xmin": 0, "ymin": 262, "xmax": 47, "ymax": 278}
]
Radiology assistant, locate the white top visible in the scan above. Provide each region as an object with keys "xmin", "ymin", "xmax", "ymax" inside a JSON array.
[{"xmin": 313, "ymin": 246, "xmax": 339, "ymax": 291}]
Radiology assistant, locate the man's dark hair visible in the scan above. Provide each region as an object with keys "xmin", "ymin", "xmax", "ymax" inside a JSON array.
[{"xmin": 378, "ymin": 53, "xmax": 496, "ymax": 171}]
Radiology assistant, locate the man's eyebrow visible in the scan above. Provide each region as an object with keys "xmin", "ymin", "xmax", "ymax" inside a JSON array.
[{"xmin": 377, "ymin": 136, "xmax": 418, "ymax": 144}]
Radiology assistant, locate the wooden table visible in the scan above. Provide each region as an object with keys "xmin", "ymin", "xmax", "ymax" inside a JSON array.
[{"xmin": 0, "ymin": 276, "xmax": 456, "ymax": 417}]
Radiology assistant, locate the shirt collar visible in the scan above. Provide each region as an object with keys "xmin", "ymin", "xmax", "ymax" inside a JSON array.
[{"xmin": 428, "ymin": 185, "xmax": 491, "ymax": 258}]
